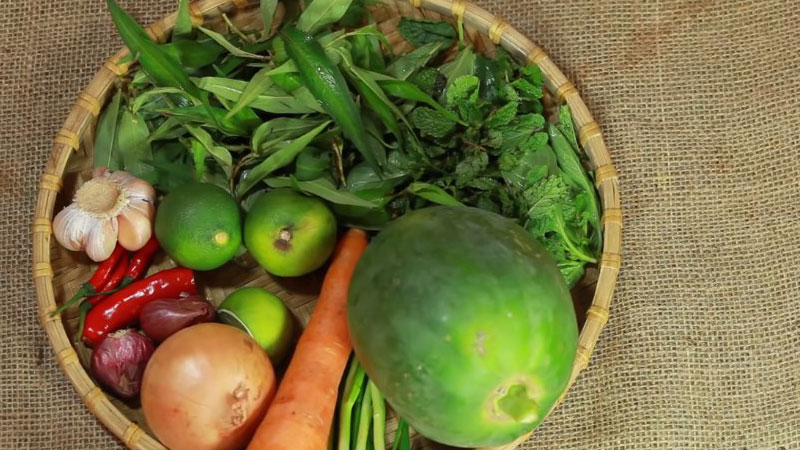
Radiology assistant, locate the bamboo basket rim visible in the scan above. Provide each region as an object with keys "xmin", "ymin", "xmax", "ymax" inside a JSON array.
[{"xmin": 31, "ymin": 0, "xmax": 622, "ymax": 449}]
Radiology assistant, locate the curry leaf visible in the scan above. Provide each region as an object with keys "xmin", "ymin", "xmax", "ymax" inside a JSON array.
[{"xmin": 93, "ymin": 91, "xmax": 123, "ymax": 170}]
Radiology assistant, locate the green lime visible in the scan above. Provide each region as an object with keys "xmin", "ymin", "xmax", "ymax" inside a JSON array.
[
  {"xmin": 244, "ymin": 189, "xmax": 337, "ymax": 277},
  {"xmin": 217, "ymin": 286, "xmax": 294, "ymax": 363},
  {"xmin": 155, "ymin": 182, "xmax": 242, "ymax": 271}
]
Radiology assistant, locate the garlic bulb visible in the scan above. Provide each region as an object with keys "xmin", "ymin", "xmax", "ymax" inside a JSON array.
[{"xmin": 54, "ymin": 168, "xmax": 155, "ymax": 261}]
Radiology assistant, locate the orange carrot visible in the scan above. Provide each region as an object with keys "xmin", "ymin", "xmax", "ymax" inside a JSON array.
[{"xmin": 247, "ymin": 228, "xmax": 369, "ymax": 450}]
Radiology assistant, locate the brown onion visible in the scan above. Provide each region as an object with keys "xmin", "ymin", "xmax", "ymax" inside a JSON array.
[
  {"xmin": 141, "ymin": 323, "xmax": 276, "ymax": 450},
  {"xmin": 139, "ymin": 295, "xmax": 216, "ymax": 343},
  {"xmin": 90, "ymin": 329, "xmax": 154, "ymax": 398}
]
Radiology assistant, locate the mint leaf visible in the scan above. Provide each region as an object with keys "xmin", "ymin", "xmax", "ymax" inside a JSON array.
[
  {"xmin": 521, "ymin": 65, "xmax": 544, "ymax": 86},
  {"xmin": 446, "ymin": 75, "xmax": 479, "ymax": 107},
  {"xmin": 484, "ymin": 101, "xmax": 517, "ymax": 128},
  {"xmin": 520, "ymin": 131, "xmax": 548, "ymax": 152},
  {"xmin": 512, "ymin": 78, "xmax": 543, "ymax": 99},
  {"xmin": 557, "ymin": 105, "xmax": 580, "ymax": 152},
  {"xmin": 454, "ymin": 149, "xmax": 488, "ymax": 187},
  {"xmin": 465, "ymin": 176, "xmax": 497, "ymax": 191},
  {"xmin": 410, "ymin": 107, "xmax": 457, "ymax": 138},
  {"xmin": 397, "ymin": 18, "xmax": 456, "ymax": 47},
  {"xmin": 485, "ymin": 113, "xmax": 546, "ymax": 151},
  {"xmin": 446, "ymin": 75, "xmax": 482, "ymax": 123},
  {"xmin": 408, "ymin": 67, "xmax": 446, "ymax": 97}
]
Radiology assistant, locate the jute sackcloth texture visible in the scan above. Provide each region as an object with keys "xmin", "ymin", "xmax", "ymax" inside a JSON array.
[{"xmin": 1, "ymin": 0, "xmax": 798, "ymax": 448}]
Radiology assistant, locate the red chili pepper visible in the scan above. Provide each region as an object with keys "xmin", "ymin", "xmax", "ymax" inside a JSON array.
[
  {"xmin": 87, "ymin": 254, "xmax": 130, "ymax": 306},
  {"xmin": 120, "ymin": 236, "xmax": 160, "ymax": 287},
  {"xmin": 82, "ymin": 267, "xmax": 197, "ymax": 347},
  {"xmin": 53, "ymin": 244, "xmax": 126, "ymax": 315}
]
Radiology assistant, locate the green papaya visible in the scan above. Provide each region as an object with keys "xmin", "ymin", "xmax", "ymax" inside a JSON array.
[{"xmin": 347, "ymin": 206, "xmax": 578, "ymax": 447}]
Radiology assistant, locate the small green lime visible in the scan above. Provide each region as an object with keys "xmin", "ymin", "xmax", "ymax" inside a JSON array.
[
  {"xmin": 217, "ymin": 287, "xmax": 294, "ymax": 363},
  {"xmin": 155, "ymin": 182, "xmax": 241, "ymax": 270},
  {"xmin": 244, "ymin": 189, "xmax": 337, "ymax": 277}
]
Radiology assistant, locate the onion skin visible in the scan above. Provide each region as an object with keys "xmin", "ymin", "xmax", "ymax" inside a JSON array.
[
  {"xmin": 139, "ymin": 296, "xmax": 216, "ymax": 343},
  {"xmin": 90, "ymin": 329, "xmax": 154, "ymax": 398},
  {"xmin": 141, "ymin": 323, "xmax": 276, "ymax": 450}
]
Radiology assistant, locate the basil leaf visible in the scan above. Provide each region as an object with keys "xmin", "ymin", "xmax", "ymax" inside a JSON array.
[
  {"xmin": 226, "ymin": 66, "xmax": 273, "ymax": 118},
  {"xmin": 198, "ymin": 27, "xmax": 268, "ymax": 60},
  {"xmin": 162, "ymin": 39, "xmax": 225, "ymax": 71},
  {"xmin": 297, "ymin": 0, "xmax": 355, "ymax": 34},
  {"xmin": 385, "ymin": 41, "xmax": 443, "ymax": 80},
  {"xmin": 350, "ymin": 26, "xmax": 388, "ymax": 72},
  {"xmin": 294, "ymin": 147, "xmax": 331, "ymax": 181},
  {"xmin": 397, "ymin": 17, "xmax": 456, "ymax": 47},
  {"xmin": 251, "ymin": 117, "xmax": 327, "ymax": 153},
  {"xmin": 266, "ymin": 176, "xmax": 379, "ymax": 208},
  {"xmin": 131, "ymin": 87, "xmax": 200, "ymax": 115},
  {"xmin": 161, "ymin": 104, "xmax": 260, "ymax": 136},
  {"xmin": 237, "ymin": 120, "xmax": 331, "ymax": 196},
  {"xmin": 147, "ymin": 117, "xmax": 186, "ymax": 143},
  {"xmin": 173, "ymin": 0, "xmax": 193, "ymax": 41},
  {"xmin": 440, "ymin": 45, "xmax": 475, "ymax": 89},
  {"xmin": 198, "ymin": 77, "xmax": 323, "ymax": 114},
  {"xmin": 106, "ymin": 0, "xmax": 203, "ymax": 100},
  {"xmin": 147, "ymin": 141, "xmax": 194, "ymax": 192},
  {"xmin": 184, "ymin": 124, "xmax": 233, "ymax": 177},
  {"xmin": 378, "ymin": 79, "xmax": 463, "ymax": 124},
  {"xmin": 260, "ymin": 0, "xmax": 279, "ymax": 35},
  {"xmin": 407, "ymin": 181, "xmax": 463, "ymax": 206},
  {"xmin": 93, "ymin": 91, "xmax": 123, "ymax": 170},
  {"xmin": 117, "ymin": 110, "xmax": 155, "ymax": 183},
  {"xmin": 341, "ymin": 57, "xmax": 405, "ymax": 142}
]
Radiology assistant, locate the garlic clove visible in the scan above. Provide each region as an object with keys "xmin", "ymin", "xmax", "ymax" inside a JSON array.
[
  {"xmin": 53, "ymin": 205, "xmax": 96, "ymax": 251},
  {"xmin": 86, "ymin": 217, "xmax": 119, "ymax": 262},
  {"xmin": 124, "ymin": 177, "xmax": 156, "ymax": 203},
  {"xmin": 127, "ymin": 197, "xmax": 155, "ymax": 221},
  {"xmin": 107, "ymin": 170, "xmax": 134, "ymax": 185},
  {"xmin": 118, "ymin": 207, "xmax": 152, "ymax": 251},
  {"xmin": 93, "ymin": 167, "xmax": 110, "ymax": 179}
]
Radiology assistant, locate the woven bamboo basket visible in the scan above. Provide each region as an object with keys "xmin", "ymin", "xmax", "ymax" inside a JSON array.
[{"xmin": 32, "ymin": 0, "xmax": 622, "ymax": 448}]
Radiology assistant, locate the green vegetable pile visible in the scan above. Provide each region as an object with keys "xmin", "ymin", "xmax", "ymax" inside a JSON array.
[{"xmin": 100, "ymin": 0, "xmax": 601, "ymax": 286}]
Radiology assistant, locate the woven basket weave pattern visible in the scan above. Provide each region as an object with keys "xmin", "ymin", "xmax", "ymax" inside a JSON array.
[{"xmin": 31, "ymin": 1, "xmax": 621, "ymax": 449}]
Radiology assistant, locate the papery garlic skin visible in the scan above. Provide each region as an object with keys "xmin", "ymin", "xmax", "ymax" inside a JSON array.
[{"xmin": 53, "ymin": 169, "xmax": 156, "ymax": 262}]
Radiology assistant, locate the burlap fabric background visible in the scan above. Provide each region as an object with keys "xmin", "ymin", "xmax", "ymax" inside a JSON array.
[{"xmin": 2, "ymin": 0, "xmax": 798, "ymax": 448}]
